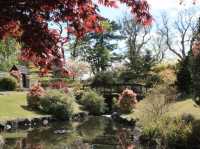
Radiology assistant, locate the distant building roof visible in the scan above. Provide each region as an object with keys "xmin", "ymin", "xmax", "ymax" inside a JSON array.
[{"xmin": 10, "ymin": 65, "xmax": 29, "ymax": 74}]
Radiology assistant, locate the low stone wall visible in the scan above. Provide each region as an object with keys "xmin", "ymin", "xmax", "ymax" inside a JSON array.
[
  {"xmin": 0, "ymin": 116, "xmax": 53, "ymax": 132},
  {"xmin": 0, "ymin": 112, "xmax": 89, "ymax": 132}
]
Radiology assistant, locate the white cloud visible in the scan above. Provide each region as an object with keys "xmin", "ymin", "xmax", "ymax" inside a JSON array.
[{"xmin": 148, "ymin": 0, "xmax": 179, "ymax": 10}]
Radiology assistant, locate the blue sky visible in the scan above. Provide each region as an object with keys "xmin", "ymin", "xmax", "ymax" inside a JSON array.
[
  {"xmin": 57, "ymin": 0, "xmax": 200, "ymax": 61},
  {"xmin": 97, "ymin": 0, "xmax": 200, "ymax": 61},
  {"xmin": 98, "ymin": 0, "xmax": 200, "ymax": 23}
]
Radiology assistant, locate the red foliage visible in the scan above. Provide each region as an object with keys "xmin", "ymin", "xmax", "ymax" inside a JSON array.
[
  {"xmin": 118, "ymin": 89, "xmax": 137, "ymax": 101},
  {"xmin": 49, "ymin": 81, "xmax": 69, "ymax": 93},
  {"xmin": 0, "ymin": 1, "xmax": 152, "ymax": 75},
  {"xmin": 49, "ymin": 81, "xmax": 67, "ymax": 89},
  {"xmin": 60, "ymin": 69, "xmax": 76, "ymax": 78},
  {"xmin": 28, "ymin": 83, "xmax": 45, "ymax": 97}
]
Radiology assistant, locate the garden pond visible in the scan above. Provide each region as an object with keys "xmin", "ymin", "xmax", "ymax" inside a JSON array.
[{"xmin": 0, "ymin": 116, "xmax": 150, "ymax": 149}]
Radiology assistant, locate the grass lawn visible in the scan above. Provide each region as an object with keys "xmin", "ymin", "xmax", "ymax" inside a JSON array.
[
  {"xmin": 0, "ymin": 91, "xmax": 82, "ymax": 122},
  {"xmin": 169, "ymin": 99, "xmax": 200, "ymax": 118},
  {"xmin": 0, "ymin": 91, "xmax": 46, "ymax": 122},
  {"xmin": 123, "ymin": 98, "xmax": 200, "ymax": 120}
]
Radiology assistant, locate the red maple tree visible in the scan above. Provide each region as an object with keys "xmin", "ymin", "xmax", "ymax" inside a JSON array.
[{"xmin": 0, "ymin": 0, "xmax": 152, "ymax": 75}]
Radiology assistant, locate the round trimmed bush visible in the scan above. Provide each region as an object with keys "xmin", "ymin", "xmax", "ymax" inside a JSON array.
[
  {"xmin": 40, "ymin": 90, "xmax": 75, "ymax": 120},
  {"xmin": 80, "ymin": 90, "xmax": 106, "ymax": 115},
  {"xmin": 0, "ymin": 77, "xmax": 17, "ymax": 91}
]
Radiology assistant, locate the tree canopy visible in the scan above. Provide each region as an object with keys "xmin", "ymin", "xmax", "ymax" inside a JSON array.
[
  {"xmin": 0, "ymin": 0, "xmax": 152, "ymax": 75},
  {"xmin": 70, "ymin": 21, "xmax": 122, "ymax": 74},
  {"xmin": 0, "ymin": 37, "xmax": 20, "ymax": 71}
]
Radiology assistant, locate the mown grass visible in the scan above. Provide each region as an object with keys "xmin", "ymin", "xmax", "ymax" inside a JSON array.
[
  {"xmin": 123, "ymin": 98, "xmax": 200, "ymax": 120},
  {"xmin": 0, "ymin": 91, "xmax": 46, "ymax": 121},
  {"xmin": 169, "ymin": 99, "xmax": 200, "ymax": 118}
]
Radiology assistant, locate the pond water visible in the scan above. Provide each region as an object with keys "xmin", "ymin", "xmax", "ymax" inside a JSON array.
[{"xmin": 1, "ymin": 117, "xmax": 146, "ymax": 149}]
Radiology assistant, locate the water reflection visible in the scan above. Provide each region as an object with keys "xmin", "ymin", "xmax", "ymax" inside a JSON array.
[{"xmin": 1, "ymin": 117, "xmax": 137, "ymax": 149}]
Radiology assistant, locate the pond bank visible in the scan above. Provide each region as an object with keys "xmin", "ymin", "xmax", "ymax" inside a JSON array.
[
  {"xmin": 0, "ymin": 111, "xmax": 90, "ymax": 132},
  {"xmin": 0, "ymin": 115, "xmax": 53, "ymax": 131},
  {"xmin": 0, "ymin": 112, "xmax": 136, "ymax": 133}
]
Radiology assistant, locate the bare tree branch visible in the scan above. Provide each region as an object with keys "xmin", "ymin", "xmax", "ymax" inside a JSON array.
[
  {"xmin": 158, "ymin": 10, "xmax": 196, "ymax": 61},
  {"xmin": 121, "ymin": 16, "xmax": 151, "ymax": 64}
]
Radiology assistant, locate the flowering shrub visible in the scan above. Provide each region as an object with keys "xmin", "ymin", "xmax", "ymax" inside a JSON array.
[
  {"xmin": 27, "ymin": 83, "xmax": 45, "ymax": 108},
  {"xmin": 118, "ymin": 89, "xmax": 138, "ymax": 113},
  {"xmin": 80, "ymin": 90, "xmax": 106, "ymax": 115},
  {"xmin": 28, "ymin": 83, "xmax": 45, "ymax": 96},
  {"xmin": 49, "ymin": 81, "xmax": 69, "ymax": 93}
]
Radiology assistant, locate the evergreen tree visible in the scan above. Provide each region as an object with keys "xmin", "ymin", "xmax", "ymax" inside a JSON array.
[
  {"xmin": 176, "ymin": 55, "xmax": 192, "ymax": 94},
  {"xmin": 190, "ymin": 18, "xmax": 200, "ymax": 104},
  {"xmin": 70, "ymin": 21, "xmax": 123, "ymax": 74}
]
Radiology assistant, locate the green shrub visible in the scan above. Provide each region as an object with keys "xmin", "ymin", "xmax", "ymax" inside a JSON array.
[
  {"xmin": 166, "ymin": 118, "xmax": 192, "ymax": 148},
  {"xmin": 152, "ymin": 64, "xmax": 176, "ymax": 74},
  {"xmin": 140, "ymin": 124, "xmax": 162, "ymax": 146},
  {"xmin": 112, "ymin": 97, "xmax": 120, "ymax": 112},
  {"xmin": 27, "ymin": 95, "xmax": 41, "ymax": 109},
  {"xmin": 145, "ymin": 74, "xmax": 163, "ymax": 88},
  {"xmin": 0, "ymin": 77, "xmax": 17, "ymax": 91},
  {"xmin": 40, "ymin": 90, "xmax": 75, "ymax": 120},
  {"xmin": 74, "ymin": 89, "xmax": 84, "ymax": 100},
  {"xmin": 80, "ymin": 90, "xmax": 106, "ymax": 115},
  {"xmin": 140, "ymin": 117, "xmax": 192, "ymax": 149},
  {"xmin": 188, "ymin": 120, "xmax": 200, "ymax": 147},
  {"xmin": 140, "ymin": 85, "xmax": 193, "ymax": 148},
  {"xmin": 91, "ymin": 71, "xmax": 119, "ymax": 87},
  {"xmin": 119, "ymin": 71, "xmax": 138, "ymax": 83}
]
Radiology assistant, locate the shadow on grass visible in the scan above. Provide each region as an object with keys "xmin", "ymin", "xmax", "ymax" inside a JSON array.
[
  {"xmin": 176, "ymin": 94, "xmax": 193, "ymax": 102},
  {"xmin": 20, "ymin": 105, "xmax": 47, "ymax": 115}
]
